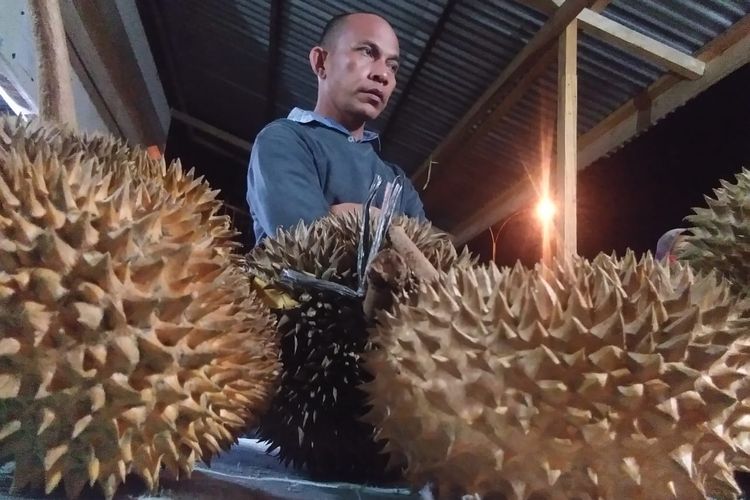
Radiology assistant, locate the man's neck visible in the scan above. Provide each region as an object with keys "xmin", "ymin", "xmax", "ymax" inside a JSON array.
[{"xmin": 313, "ymin": 103, "xmax": 365, "ymax": 140}]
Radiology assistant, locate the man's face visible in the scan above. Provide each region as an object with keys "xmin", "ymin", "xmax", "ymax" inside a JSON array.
[{"xmin": 321, "ymin": 14, "xmax": 400, "ymax": 122}]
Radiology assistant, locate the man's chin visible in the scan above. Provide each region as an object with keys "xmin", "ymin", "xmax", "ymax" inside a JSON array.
[{"xmin": 353, "ymin": 102, "xmax": 384, "ymax": 121}]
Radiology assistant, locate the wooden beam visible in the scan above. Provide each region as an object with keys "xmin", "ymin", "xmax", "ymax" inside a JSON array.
[
  {"xmin": 115, "ymin": 0, "xmax": 171, "ymax": 137},
  {"xmin": 577, "ymin": 9, "xmax": 704, "ymax": 79},
  {"xmin": 29, "ymin": 0, "xmax": 77, "ymax": 128},
  {"xmin": 578, "ymin": 14, "xmax": 750, "ymax": 168},
  {"xmin": 414, "ymin": 0, "xmax": 612, "ymax": 197},
  {"xmin": 555, "ymin": 20, "xmax": 578, "ymax": 262},
  {"xmin": 524, "ymin": 0, "xmax": 704, "ymax": 79},
  {"xmin": 60, "ymin": 0, "xmax": 166, "ymax": 144},
  {"xmin": 191, "ymin": 135, "xmax": 251, "ymax": 166},
  {"xmin": 451, "ymin": 15, "xmax": 750, "ymax": 246},
  {"xmin": 171, "ymin": 109, "xmax": 253, "ymax": 152},
  {"xmin": 590, "ymin": 0, "xmax": 614, "ymax": 10},
  {"xmin": 411, "ymin": 0, "xmax": 596, "ymax": 183}
]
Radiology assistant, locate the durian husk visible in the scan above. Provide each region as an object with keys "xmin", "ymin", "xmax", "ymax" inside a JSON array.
[
  {"xmin": 679, "ymin": 168, "xmax": 750, "ymax": 298},
  {"xmin": 0, "ymin": 116, "xmax": 279, "ymax": 499},
  {"xmin": 364, "ymin": 251, "xmax": 750, "ymax": 499},
  {"xmin": 245, "ymin": 213, "xmax": 474, "ymax": 480},
  {"xmin": 0, "ymin": 115, "xmax": 165, "ymax": 182}
]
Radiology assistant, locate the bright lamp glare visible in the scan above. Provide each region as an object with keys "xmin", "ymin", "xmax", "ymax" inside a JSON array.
[{"xmin": 536, "ymin": 197, "xmax": 555, "ymax": 222}]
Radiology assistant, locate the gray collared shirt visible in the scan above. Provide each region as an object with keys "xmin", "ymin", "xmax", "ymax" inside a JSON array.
[{"xmin": 246, "ymin": 107, "xmax": 426, "ymax": 242}]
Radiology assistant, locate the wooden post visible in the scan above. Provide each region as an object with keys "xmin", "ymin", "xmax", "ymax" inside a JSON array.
[
  {"xmin": 542, "ymin": 218, "xmax": 553, "ymax": 268},
  {"xmin": 29, "ymin": 0, "xmax": 77, "ymax": 128},
  {"xmin": 555, "ymin": 19, "xmax": 578, "ymax": 264},
  {"xmin": 541, "ymin": 159, "xmax": 554, "ymax": 269}
]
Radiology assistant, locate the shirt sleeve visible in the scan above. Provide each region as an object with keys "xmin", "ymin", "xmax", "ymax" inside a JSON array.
[
  {"xmin": 246, "ymin": 122, "xmax": 330, "ymax": 238},
  {"xmin": 401, "ymin": 177, "xmax": 427, "ymax": 220},
  {"xmin": 388, "ymin": 163, "xmax": 426, "ymax": 220}
]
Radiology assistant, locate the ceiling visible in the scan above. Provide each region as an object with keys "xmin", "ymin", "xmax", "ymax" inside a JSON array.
[{"xmin": 136, "ymin": 0, "xmax": 750, "ymax": 243}]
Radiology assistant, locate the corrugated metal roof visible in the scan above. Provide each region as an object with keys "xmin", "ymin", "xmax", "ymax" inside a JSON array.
[
  {"xmin": 156, "ymin": 0, "xmax": 273, "ymax": 140},
  {"xmin": 382, "ymin": 0, "xmax": 548, "ymax": 169},
  {"xmin": 416, "ymin": 0, "xmax": 749, "ymax": 231},
  {"xmin": 603, "ymin": 0, "xmax": 748, "ymax": 54},
  {"xmin": 141, "ymin": 0, "xmax": 750, "ymax": 235}
]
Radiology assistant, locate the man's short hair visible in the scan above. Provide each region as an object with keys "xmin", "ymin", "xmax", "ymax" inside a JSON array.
[{"xmin": 319, "ymin": 11, "xmax": 384, "ymax": 48}]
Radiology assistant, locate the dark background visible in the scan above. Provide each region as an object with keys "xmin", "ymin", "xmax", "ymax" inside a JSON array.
[{"xmin": 465, "ymin": 63, "xmax": 750, "ymax": 266}]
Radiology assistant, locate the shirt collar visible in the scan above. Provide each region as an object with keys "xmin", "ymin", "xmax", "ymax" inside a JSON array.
[{"xmin": 287, "ymin": 107, "xmax": 380, "ymax": 143}]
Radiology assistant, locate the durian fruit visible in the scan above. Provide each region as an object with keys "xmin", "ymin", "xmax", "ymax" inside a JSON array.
[
  {"xmin": 679, "ymin": 168, "xmax": 750, "ymax": 297},
  {"xmin": 0, "ymin": 117, "xmax": 279, "ymax": 499},
  {"xmin": 364, "ymin": 251, "xmax": 750, "ymax": 499},
  {"xmin": 245, "ymin": 213, "xmax": 474, "ymax": 481},
  {"xmin": 0, "ymin": 116, "xmax": 165, "ymax": 183}
]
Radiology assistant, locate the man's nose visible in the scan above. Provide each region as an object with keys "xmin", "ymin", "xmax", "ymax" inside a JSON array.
[
  {"xmin": 371, "ymin": 73, "xmax": 387, "ymax": 85},
  {"xmin": 370, "ymin": 64, "xmax": 390, "ymax": 86}
]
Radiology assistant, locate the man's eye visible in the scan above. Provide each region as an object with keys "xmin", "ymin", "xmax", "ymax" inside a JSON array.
[
  {"xmin": 388, "ymin": 63, "xmax": 399, "ymax": 73},
  {"xmin": 360, "ymin": 46, "xmax": 373, "ymax": 56}
]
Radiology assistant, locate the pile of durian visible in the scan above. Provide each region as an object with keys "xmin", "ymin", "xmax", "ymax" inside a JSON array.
[
  {"xmin": 242, "ymin": 167, "xmax": 750, "ymax": 499},
  {"xmin": 0, "ymin": 117, "xmax": 279, "ymax": 499},
  {"xmin": 3, "ymin": 101, "xmax": 750, "ymax": 500}
]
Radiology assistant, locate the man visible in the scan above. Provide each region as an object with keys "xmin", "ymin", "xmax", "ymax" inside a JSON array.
[
  {"xmin": 655, "ymin": 228, "xmax": 687, "ymax": 263},
  {"xmin": 247, "ymin": 12, "xmax": 426, "ymax": 242}
]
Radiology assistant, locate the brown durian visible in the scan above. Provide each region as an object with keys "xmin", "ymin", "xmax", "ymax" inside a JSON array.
[
  {"xmin": 679, "ymin": 167, "xmax": 750, "ymax": 297},
  {"xmin": 364, "ymin": 251, "xmax": 750, "ymax": 499},
  {"xmin": 245, "ymin": 213, "xmax": 474, "ymax": 481},
  {"xmin": 0, "ymin": 116, "xmax": 279, "ymax": 499},
  {"xmin": 0, "ymin": 116, "xmax": 164, "ymax": 182}
]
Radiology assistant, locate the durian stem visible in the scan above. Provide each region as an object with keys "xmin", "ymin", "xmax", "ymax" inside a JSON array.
[
  {"xmin": 363, "ymin": 249, "xmax": 409, "ymax": 319},
  {"xmin": 29, "ymin": 0, "xmax": 77, "ymax": 128},
  {"xmin": 363, "ymin": 228, "xmax": 438, "ymax": 320},
  {"xmin": 388, "ymin": 225, "xmax": 439, "ymax": 282}
]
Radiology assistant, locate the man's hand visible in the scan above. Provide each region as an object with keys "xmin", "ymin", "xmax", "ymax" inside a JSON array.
[{"xmin": 330, "ymin": 203, "xmax": 381, "ymax": 217}]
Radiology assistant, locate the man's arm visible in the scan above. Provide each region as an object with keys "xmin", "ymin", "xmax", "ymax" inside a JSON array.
[
  {"xmin": 401, "ymin": 178, "xmax": 426, "ymax": 220},
  {"xmin": 247, "ymin": 122, "xmax": 330, "ymax": 238},
  {"xmin": 387, "ymin": 163, "xmax": 426, "ymax": 220}
]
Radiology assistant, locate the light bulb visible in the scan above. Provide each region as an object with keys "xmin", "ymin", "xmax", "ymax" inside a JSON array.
[{"xmin": 536, "ymin": 197, "xmax": 555, "ymax": 223}]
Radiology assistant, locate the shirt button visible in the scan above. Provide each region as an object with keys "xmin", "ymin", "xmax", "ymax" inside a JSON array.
[{"xmin": 348, "ymin": 136, "xmax": 355, "ymax": 142}]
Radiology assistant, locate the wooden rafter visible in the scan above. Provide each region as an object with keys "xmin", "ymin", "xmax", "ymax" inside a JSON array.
[
  {"xmin": 578, "ymin": 15, "xmax": 750, "ymax": 168},
  {"xmin": 577, "ymin": 10, "xmax": 705, "ymax": 79},
  {"xmin": 524, "ymin": 0, "xmax": 705, "ymax": 79},
  {"xmin": 60, "ymin": 0, "xmax": 167, "ymax": 145},
  {"xmin": 30, "ymin": 0, "xmax": 77, "ymax": 127},
  {"xmin": 171, "ymin": 109, "xmax": 253, "ymax": 152},
  {"xmin": 452, "ymin": 14, "xmax": 750, "ymax": 246},
  {"xmin": 410, "ymin": 0, "xmax": 596, "ymax": 184}
]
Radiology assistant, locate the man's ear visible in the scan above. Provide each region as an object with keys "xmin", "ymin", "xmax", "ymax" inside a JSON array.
[{"xmin": 309, "ymin": 46, "xmax": 327, "ymax": 79}]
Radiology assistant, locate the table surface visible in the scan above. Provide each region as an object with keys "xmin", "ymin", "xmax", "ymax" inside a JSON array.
[{"xmin": 0, "ymin": 438, "xmax": 426, "ymax": 500}]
